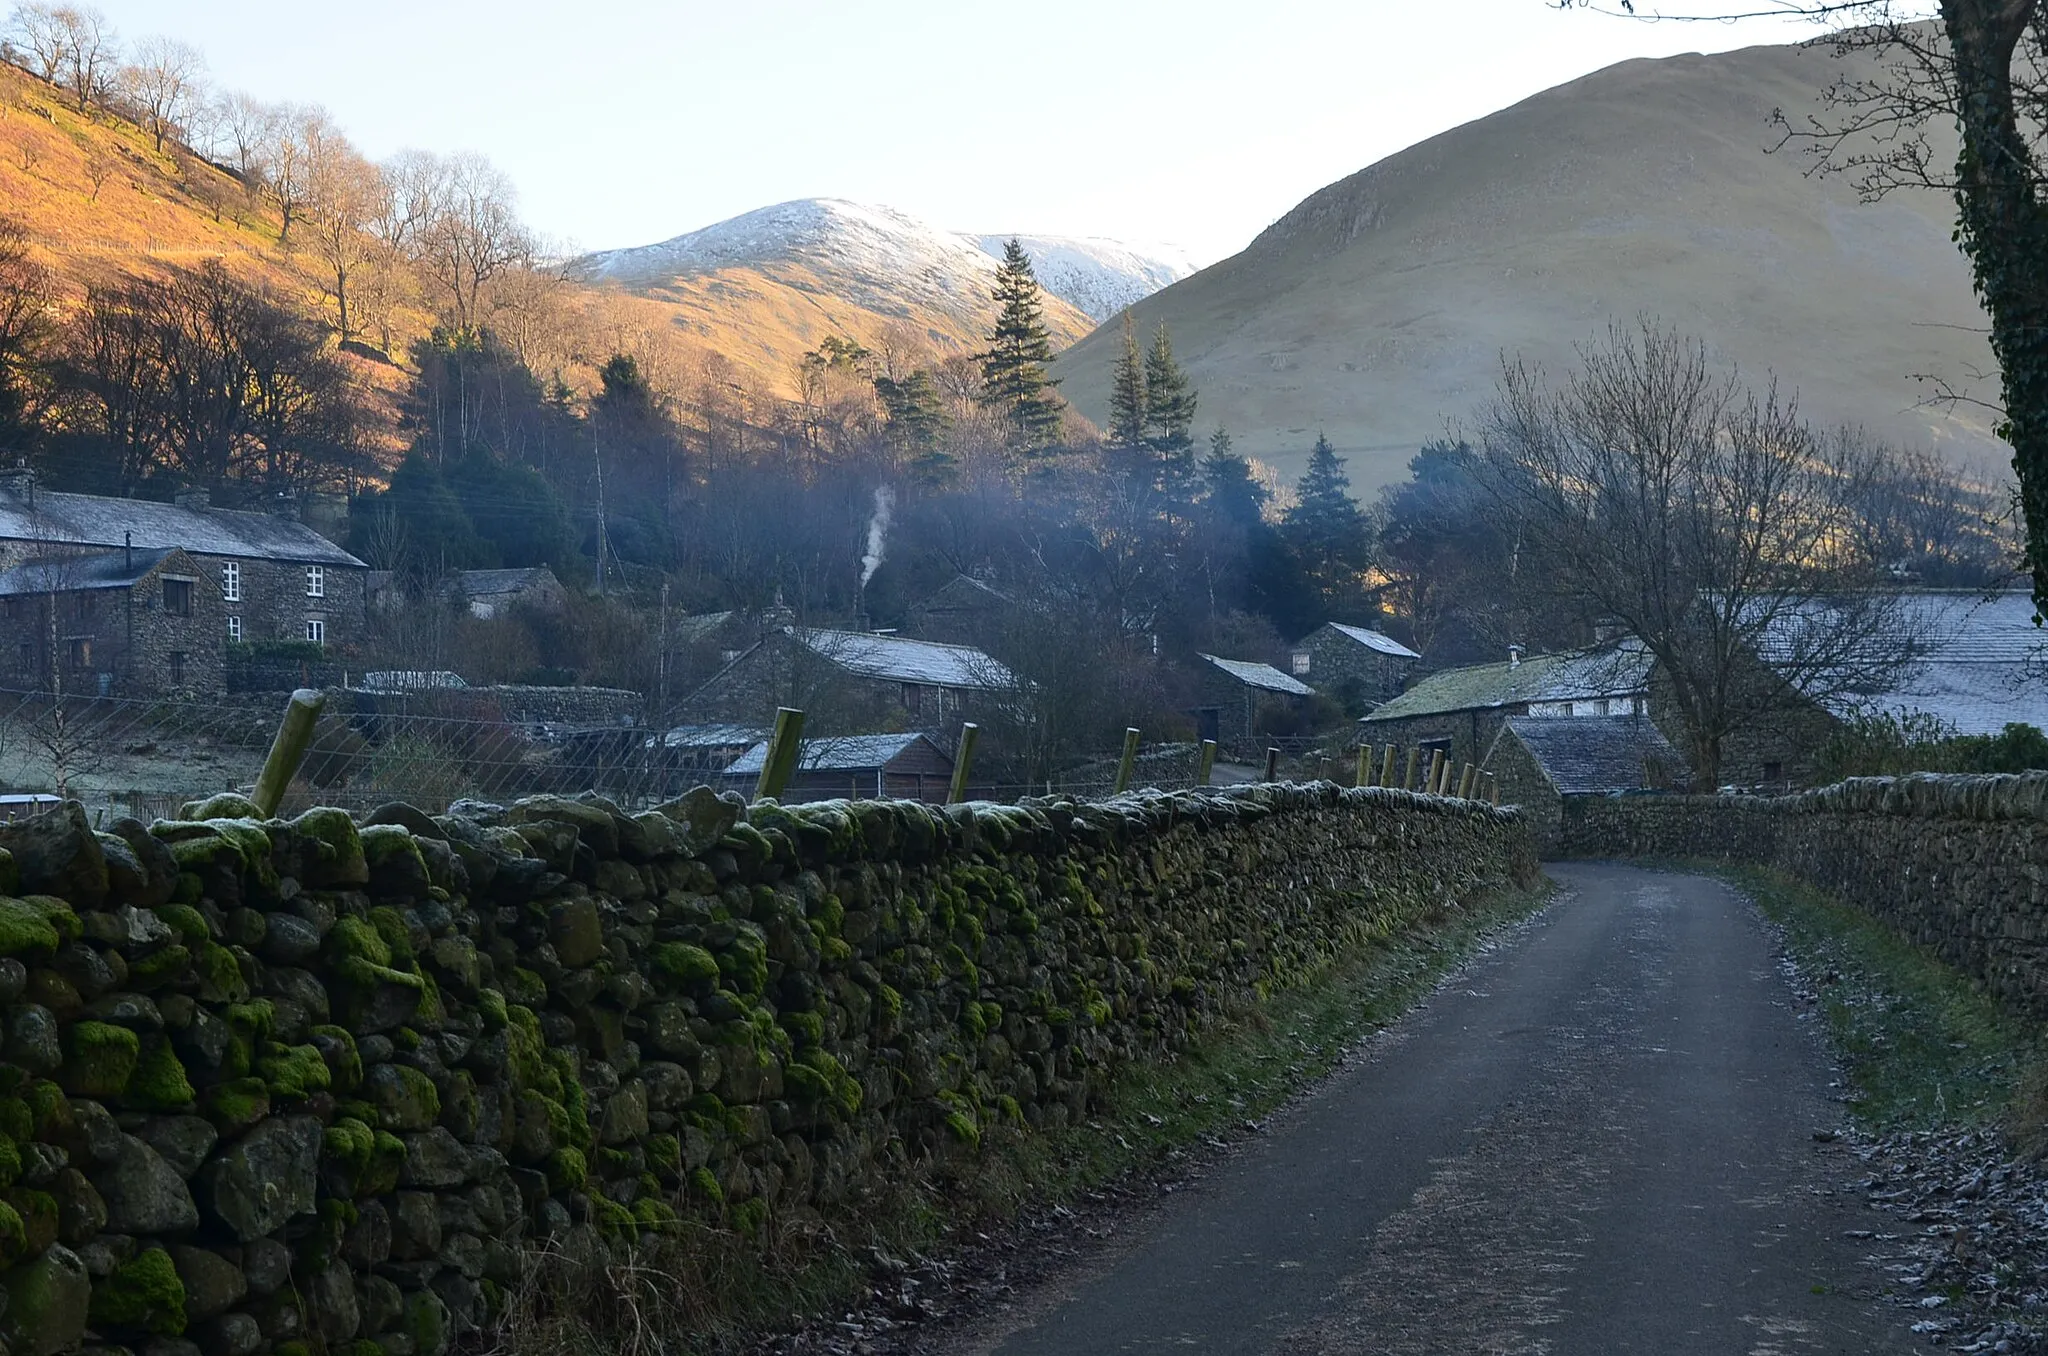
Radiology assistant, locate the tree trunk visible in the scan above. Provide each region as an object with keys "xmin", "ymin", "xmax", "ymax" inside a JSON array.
[{"xmin": 1943, "ymin": 0, "xmax": 2048, "ymax": 613}]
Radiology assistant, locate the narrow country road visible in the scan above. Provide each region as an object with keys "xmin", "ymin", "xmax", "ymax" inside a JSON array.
[{"xmin": 950, "ymin": 863, "xmax": 1917, "ymax": 1356}]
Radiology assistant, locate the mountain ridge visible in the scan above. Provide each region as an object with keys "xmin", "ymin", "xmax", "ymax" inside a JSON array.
[{"xmin": 1053, "ymin": 37, "xmax": 2003, "ymax": 493}]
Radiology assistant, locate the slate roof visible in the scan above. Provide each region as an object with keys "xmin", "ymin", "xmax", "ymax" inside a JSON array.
[
  {"xmin": 354, "ymin": 671, "xmax": 469, "ymax": 692},
  {"xmin": 1505, "ymin": 716, "xmax": 1682, "ymax": 794},
  {"xmin": 1321, "ymin": 623, "xmax": 1422, "ymax": 660},
  {"xmin": 1200, "ymin": 653, "xmax": 1316, "ymax": 696},
  {"xmin": 1363, "ymin": 644, "xmax": 1652, "ymax": 723},
  {"xmin": 0, "ymin": 487, "xmax": 365, "ymax": 567},
  {"xmin": 653, "ymin": 723, "xmax": 769, "ymax": 750},
  {"xmin": 725, "ymin": 732, "xmax": 945, "ymax": 775},
  {"xmin": 672, "ymin": 610, "xmax": 738, "ymax": 644},
  {"xmin": 0, "ymin": 547, "xmax": 178, "ymax": 596},
  {"xmin": 1780, "ymin": 592, "xmax": 2048, "ymax": 736},
  {"xmin": 796, "ymin": 628, "xmax": 1013, "ymax": 689},
  {"xmin": 456, "ymin": 567, "xmax": 558, "ymax": 598}
]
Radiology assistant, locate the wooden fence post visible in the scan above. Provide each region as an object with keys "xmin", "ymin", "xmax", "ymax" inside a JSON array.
[
  {"xmin": 1427, "ymin": 750, "xmax": 1446, "ymax": 795},
  {"xmin": 1403, "ymin": 746, "xmax": 1420, "ymax": 791},
  {"xmin": 1491, "ymin": 773, "xmax": 1502, "ymax": 806},
  {"xmin": 1264, "ymin": 747, "xmax": 1281, "ymax": 782},
  {"xmin": 755, "ymin": 707, "xmax": 806, "ymax": 801},
  {"xmin": 1197, "ymin": 739, "xmax": 1217, "ymax": 787},
  {"xmin": 1381, "ymin": 743, "xmax": 1398, "ymax": 789},
  {"xmin": 1113, "ymin": 727, "xmax": 1141, "ymax": 795},
  {"xmin": 947, "ymin": 722, "xmax": 980, "ymax": 804},
  {"xmin": 1356, "ymin": 743, "xmax": 1372, "ymax": 787},
  {"xmin": 251, "ymin": 688, "xmax": 325, "ymax": 818},
  {"xmin": 1458, "ymin": 763, "xmax": 1477, "ymax": 799}
]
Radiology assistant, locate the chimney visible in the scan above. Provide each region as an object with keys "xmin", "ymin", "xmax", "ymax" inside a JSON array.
[
  {"xmin": 267, "ymin": 490, "xmax": 298, "ymax": 520},
  {"xmin": 173, "ymin": 487, "xmax": 211, "ymax": 510},
  {"xmin": 1508, "ymin": 644, "xmax": 1524, "ymax": 669},
  {"xmin": 0, "ymin": 461, "xmax": 35, "ymax": 505}
]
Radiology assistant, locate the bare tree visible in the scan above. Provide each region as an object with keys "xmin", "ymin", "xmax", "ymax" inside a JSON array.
[
  {"xmin": 407, "ymin": 151, "xmax": 532, "ymax": 333},
  {"xmin": 1561, "ymin": 0, "xmax": 2048, "ymax": 614},
  {"xmin": 52, "ymin": 5, "xmax": 114, "ymax": 113},
  {"xmin": 257, "ymin": 103, "xmax": 328, "ymax": 248},
  {"xmin": 7, "ymin": 2, "xmax": 66, "ymax": 84},
  {"xmin": 304, "ymin": 131, "xmax": 379, "ymax": 343},
  {"xmin": 81, "ymin": 148, "xmax": 112, "ymax": 199},
  {"xmin": 1480, "ymin": 320, "xmax": 1921, "ymax": 785},
  {"xmin": 118, "ymin": 34, "xmax": 203, "ymax": 152}
]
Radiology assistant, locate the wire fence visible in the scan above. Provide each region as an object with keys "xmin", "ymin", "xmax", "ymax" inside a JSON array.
[{"xmin": 0, "ymin": 686, "xmax": 1466, "ymax": 827}]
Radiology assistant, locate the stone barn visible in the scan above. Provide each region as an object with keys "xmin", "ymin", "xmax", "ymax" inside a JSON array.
[
  {"xmin": 1491, "ymin": 715, "xmax": 1685, "ymax": 852},
  {"xmin": 723, "ymin": 732, "xmax": 957, "ymax": 803},
  {"xmin": 1190, "ymin": 653, "xmax": 1317, "ymax": 754},
  {"xmin": 1290, "ymin": 622, "xmax": 1421, "ymax": 712}
]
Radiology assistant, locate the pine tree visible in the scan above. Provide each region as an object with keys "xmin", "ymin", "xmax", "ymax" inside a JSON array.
[
  {"xmin": 978, "ymin": 239, "xmax": 1063, "ymax": 451},
  {"xmin": 1284, "ymin": 432, "xmax": 1373, "ymax": 616},
  {"xmin": 1202, "ymin": 426, "xmax": 1267, "ymax": 528},
  {"xmin": 1107, "ymin": 311, "xmax": 1147, "ymax": 449},
  {"xmin": 1143, "ymin": 323, "xmax": 1196, "ymax": 455}
]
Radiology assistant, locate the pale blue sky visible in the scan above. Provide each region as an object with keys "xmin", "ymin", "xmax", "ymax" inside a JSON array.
[{"xmin": 89, "ymin": 1, "xmax": 1817, "ymax": 263}]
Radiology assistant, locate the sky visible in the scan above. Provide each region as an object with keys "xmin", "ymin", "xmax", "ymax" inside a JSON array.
[{"xmin": 88, "ymin": 0, "xmax": 1821, "ymax": 265}]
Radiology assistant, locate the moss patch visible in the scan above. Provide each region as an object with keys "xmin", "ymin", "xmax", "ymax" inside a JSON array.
[
  {"xmin": 89, "ymin": 1245, "xmax": 186, "ymax": 1337},
  {"xmin": 60, "ymin": 1021, "xmax": 139, "ymax": 1099}
]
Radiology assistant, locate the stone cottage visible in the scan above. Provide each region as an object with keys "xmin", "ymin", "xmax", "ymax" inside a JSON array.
[
  {"xmin": 0, "ymin": 470, "xmax": 369, "ymax": 667},
  {"xmin": 1290, "ymin": 622, "xmax": 1421, "ymax": 712},
  {"xmin": 683, "ymin": 627, "xmax": 1015, "ymax": 733},
  {"xmin": 1190, "ymin": 653, "xmax": 1317, "ymax": 753},
  {"xmin": 452, "ymin": 567, "xmax": 564, "ymax": 619},
  {"xmin": 1490, "ymin": 715, "xmax": 1684, "ymax": 851},
  {"xmin": 1358, "ymin": 643, "xmax": 1653, "ymax": 775},
  {"xmin": 0, "ymin": 546, "xmax": 225, "ymax": 697},
  {"xmin": 905, "ymin": 574, "xmax": 1022, "ymax": 650}
]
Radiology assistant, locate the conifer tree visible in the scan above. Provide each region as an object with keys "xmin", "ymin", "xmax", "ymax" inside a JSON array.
[
  {"xmin": 1284, "ymin": 432, "xmax": 1373, "ymax": 613},
  {"xmin": 1202, "ymin": 426, "xmax": 1266, "ymax": 528},
  {"xmin": 1143, "ymin": 323, "xmax": 1197, "ymax": 456},
  {"xmin": 978, "ymin": 239, "xmax": 1063, "ymax": 451},
  {"xmin": 1108, "ymin": 312, "xmax": 1147, "ymax": 450}
]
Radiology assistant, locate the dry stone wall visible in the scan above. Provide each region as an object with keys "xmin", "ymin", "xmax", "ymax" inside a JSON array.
[
  {"xmin": 0, "ymin": 782, "xmax": 1531, "ymax": 1356},
  {"xmin": 1560, "ymin": 775, "xmax": 2048, "ymax": 1017}
]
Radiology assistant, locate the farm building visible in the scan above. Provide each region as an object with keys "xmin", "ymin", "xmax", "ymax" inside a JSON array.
[
  {"xmin": 1190, "ymin": 653, "xmax": 1317, "ymax": 753},
  {"xmin": 722, "ymin": 732, "xmax": 957, "ymax": 803},
  {"xmin": 684, "ymin": 627, "xmax": 1014, "ymax": 732},
  {"xmin": 1290, "ymin": 622, "xmax": 1421, "ymax": 711}
]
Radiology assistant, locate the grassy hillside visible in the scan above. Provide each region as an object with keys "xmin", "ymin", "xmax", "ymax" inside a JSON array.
[
  {"xmin": 0, "ymin": 60, "xmax": 414, "ymax": 448},
  {"xmin": 1055, "ymin": 36, "xmax": 2003, "ymax": 495}
]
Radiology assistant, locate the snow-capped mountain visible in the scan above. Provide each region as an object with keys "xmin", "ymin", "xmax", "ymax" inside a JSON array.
[
  {"xmin": 968, "ymin": 234, "xmax": 1200, "ymax": 321},
  {"xmin": 584, "ymin": 199, "xmax": 1013, "ymax": 329},
  {"xmin": 583, "ymin": 198, "xmax": 1195, "ymax": 331}
]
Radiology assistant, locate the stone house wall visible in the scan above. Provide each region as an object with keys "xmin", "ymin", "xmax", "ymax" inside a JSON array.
[
  {"xmin": 0, "ymin": 551, "xmax": 226, "ymax": 698},
  {"xmin": 194, "ymin": 555, "xmax": 367, "ymax": 654},
  {"xmin": 0, "ymin": 780, "xmax": 1533, "ymax": 1356}
]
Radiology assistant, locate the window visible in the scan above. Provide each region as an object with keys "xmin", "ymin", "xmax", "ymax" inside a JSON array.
[
  {"xmin": 66, "ymin": 638, "xmax": 90, "ymax": 670},
  {"xmin": 304, "ymin": 616, "xmax": 325, "ymax": 644},
  {"xmin": 901, "ymin": 682, "xmax": 924, "ymax": 715},
  {"xmin": 162, "ymin": 578, "xmax": 192, "ymax": 616},
  {"xmin": 1762, "ymin": 760, "xmax": 1784, "ymax": 784},
  {"xmin": 1291, "ymin": 651, "xmax": 1312, "ymax": 676},
  {"xmin": 168, "ymin": 651, "xmax": 186, "ymax": 685},
  {"xmin": 221, "ymin": 561, "xmax": 240, "ymax": 601},
  {"xmin": 225, "ymin": 615, "xmax": 240, "ymax": 642},
  {"xmin": 305, "ymin": 565, "xmax": 324, "ymax": 598}
]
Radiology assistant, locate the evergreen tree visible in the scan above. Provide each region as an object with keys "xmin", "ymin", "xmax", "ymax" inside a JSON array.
[
  {"xmin": 1107, "ymin": 312, "xmax": 1147, "ymax": 449},
  {"xmin": 875, "ymin": 369, "xmax": 951, "ymax": 460},
  {"xmin": 1202, "ymin": 426, "xmax": 1266, "ymax": 528},
  {"xmin": 1284, "ymin": 432, "xmax": 1374, "ymax": 618},
  {"xmin": 1143, "ymin": 323, "xmax": 1197, "ymax": 456},
  {"xmin": 978, "ymin": 239, "xmax": 1063, "ymax": 451}
]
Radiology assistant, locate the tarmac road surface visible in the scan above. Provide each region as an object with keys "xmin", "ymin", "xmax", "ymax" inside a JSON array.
[{"xmin": 954, "ymin": 862, "xmax": 1916, "ymax": 1356}]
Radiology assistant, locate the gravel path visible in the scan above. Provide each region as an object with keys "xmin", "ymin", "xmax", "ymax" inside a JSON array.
[{"xmin": 936, "ymin": 863, "xmax": 1924, "ymax": 1355}]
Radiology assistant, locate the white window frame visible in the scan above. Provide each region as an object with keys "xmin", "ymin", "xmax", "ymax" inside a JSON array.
[
  {"xmin": 221, "ymin": 561, "xmax": 240, "ymax": 602},
  {"xmin": 225, "ymin": 615, "xmax": 241, "ymax": 642},
  {"xmin": 304, "ymin": 616, "xmax": 325, "ymax": 644},
  {"xmin": 305, "ymin": 565, "xmax": 325, "ymax": 598}
]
